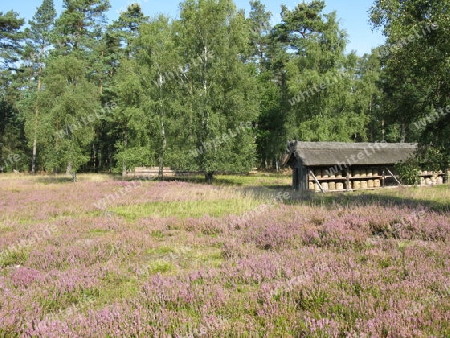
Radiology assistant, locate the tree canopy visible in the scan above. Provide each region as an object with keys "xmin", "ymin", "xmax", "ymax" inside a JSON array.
[{"xmin": 0, "ymin": 0, "xmax": 448, "ymax": 179}]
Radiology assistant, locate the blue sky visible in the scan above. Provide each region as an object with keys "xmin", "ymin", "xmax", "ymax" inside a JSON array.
[{"xmin": 2, "ymin": 0, "xmax": 385, "ymax": 55}]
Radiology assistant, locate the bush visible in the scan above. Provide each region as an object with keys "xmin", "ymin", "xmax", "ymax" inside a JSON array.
[{"xmin": 395, "ymin": 158, "xmax": 420, "ymax": 185}]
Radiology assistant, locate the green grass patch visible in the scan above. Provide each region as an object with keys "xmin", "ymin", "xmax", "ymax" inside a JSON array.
[
  {"xmin": 151, "ymin": 229, "xmax": 165, "ymax": 239},
  {"xmin": 40, "ymin": 288, "xmax": 100, "ymax": 313},
  {"xmin": 111, "ymin": 198, "xmax": 260, "ymax": 221},
  {"xmin": 145, "ymin": 260, "xmax": 174, "ymax": 274},
  {"xmin": 0, "ymin": 247, "xmax": 30, "ymax": 267},
  {"xmin": 146, "ymin": 246, "xmax": 177, "ymax": 255},
  {"xmin": 89, "ymin": 229, "xmax": 112, "ymax": 236},
  {"xmin": 96, "ymin": 271, "xmax": 140, "ymax": 305},
  {"xmin": 144, "ymin": 245, "xmax": 223, "ymax": 270},
  {"xmin": 0, "ymin": 226, "xmax": 13, "ymax": 234},
  {"xmin": 213, "ymin": 174, "xmax": 291, "ymax": 186}
]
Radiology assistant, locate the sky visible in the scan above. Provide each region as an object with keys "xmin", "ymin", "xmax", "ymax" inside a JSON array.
[{"xmin": 1, "ymin": 0, "xmax": 386, "ymax": 56}]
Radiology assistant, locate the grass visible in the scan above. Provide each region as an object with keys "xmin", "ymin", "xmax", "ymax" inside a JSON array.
[
  {"xmin": 0, "ymin": 174, "xmax": 449, "ymax": 336},
  {"xmin": 212, "ymin": 174, "xmax": 291, "ymax": 186},
  {"xmin": 0, "ymin": 172, "xmax": 116, "ymax": 182},
  {"xmin": 0, "ymin": 247, "xmax": 30, "ymax": 267},
  {"xmin": 111, "ymin": 198, "xmax": 261, "ymax": 221}
]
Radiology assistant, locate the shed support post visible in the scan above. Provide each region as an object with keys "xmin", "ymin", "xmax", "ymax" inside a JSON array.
[
  {"xmin": 293, "ymin": 167, "xmax": 299, "ymax": 190},
  {"xmin": 346, "ymin": 170, "xmax": 350, "ymax": 191}
]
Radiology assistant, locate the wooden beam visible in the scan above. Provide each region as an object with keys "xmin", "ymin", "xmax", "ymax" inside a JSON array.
[{"xmin": 309, "ymin": 170, "xmax": 324, "ymax": 193}]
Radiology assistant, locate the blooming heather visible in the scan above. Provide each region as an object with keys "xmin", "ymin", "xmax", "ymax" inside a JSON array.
[{"xmin": 0, "ymin": 177, "xmax": 449, "ymax": 336}]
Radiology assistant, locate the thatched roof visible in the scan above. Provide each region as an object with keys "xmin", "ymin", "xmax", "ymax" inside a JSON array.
[{"xmin": 283, "ymin": 141, "xmax": 417, "ymax": 167}]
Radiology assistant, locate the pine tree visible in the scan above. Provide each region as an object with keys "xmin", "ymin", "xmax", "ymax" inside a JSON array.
[
  {"xmin": 35, "ymin": 0, "xmax": 110, "ymax": 179},
  {"xmin": 0, "ymin": 11, "xmax": 25, "ymax": 172},
  {"xmin": 21, "ymin": 0, "xmax": 56, "ymax": 174},
  {"xmin": 105, "ymin": 4, "xmax": 150, "ymax": 175},
  {"xmin": 370, "ymin": 0, "xmax": 449, "ymax": 168},
  {"xmin": 246, "ymin": 0, "xmax": 271, "ymax": 65},
  {"xmin": 54, "ymin": 0, "xmax": 110, "ymax": 56},
  {"xmin": 353, "ymin": 52, "xmax": 383, "ymax": 142},
  {"xmin": 0, "ymin": 11, "xmax": 24, "ymax": 68},
  {"xmin": 276, "ymin": 1, "xmax": 367, "ymax": 142}
]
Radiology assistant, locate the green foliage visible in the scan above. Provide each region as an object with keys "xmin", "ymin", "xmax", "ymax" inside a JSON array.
[
  {"xmin": 394, "ymin": 158, "xmax": 421, "ymax": 186},
  {"xmin": 0, "ymin": 10, "xmax": 24, "ymax": 67},
  {"xmin": 370, "ymin": 0, "xmax": 450, "ymax": 160},
  {"xmin": 178, "ymin": 0, "xmax": 260, "ymax": 180},
  {"xmin": 0, "ymin": 11, "xmax": 26, "ymax": 172},
  {"xmin": 20, "ymin": 0, "xmax": 57, "ymax": 173},
  {"xmin": 2, "ymin": 0, "xmax": 447, "ymax": 179},
  {"xmin": 246, "ymin": 0, "xmax": 271, "ymax": 64},
  {"xmin": 26, "ymin": 0, "xmax": 56, "ymax": 49},
  {"xmin": 279, "ymin": 4, "xmax": 368, "ymax": 142},
  {"xmin": 36, "ymin": 55, "xmax": 100, "ymax": 173},
  {"xmin": 416, "ymin": 145, "xmax": 450, "ymax": 172},
  {"xmin": 54, "ymin": 0, "xmax": 111, "ymax": 57}
]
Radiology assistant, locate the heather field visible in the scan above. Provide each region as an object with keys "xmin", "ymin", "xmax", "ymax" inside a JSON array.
[{"xmin": 0, "ymin": 175, "xmax": 449, "ymax": 337}]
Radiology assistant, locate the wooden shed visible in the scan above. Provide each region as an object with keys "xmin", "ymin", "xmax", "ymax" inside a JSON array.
[{"xmin": 282, "ymin": 141, "xmax": 445, "ymax": 192}]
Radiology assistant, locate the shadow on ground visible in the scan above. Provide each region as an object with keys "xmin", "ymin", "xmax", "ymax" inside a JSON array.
[{"xmin": 289, "ymin": 185, "xmax": 450, "ymax": 213}]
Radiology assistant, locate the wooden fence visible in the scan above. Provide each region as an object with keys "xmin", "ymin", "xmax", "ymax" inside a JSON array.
[{"xmin": 124, "ymin": 167, "xmax": 200, "ymax": 178}]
